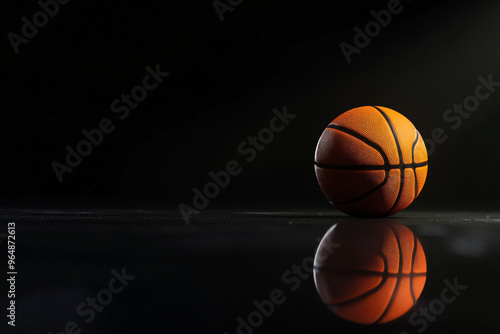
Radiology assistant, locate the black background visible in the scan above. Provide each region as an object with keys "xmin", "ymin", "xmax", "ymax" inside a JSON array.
[
  {"xmin": 3, "ymin": 0, "xmax": 500, "ymax": 211},
  {"xmin": 2, "ymin": 2, "xmax": 500, "ymax": 334}
]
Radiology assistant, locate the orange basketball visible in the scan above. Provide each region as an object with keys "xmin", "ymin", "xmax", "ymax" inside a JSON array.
[
  {"xmin": 314, "ymin": 106, "xmax": 428, "ymax": 217},
  {"xmin": 313, "ymin": 221, "xmax": 427, "ymax": 324}
]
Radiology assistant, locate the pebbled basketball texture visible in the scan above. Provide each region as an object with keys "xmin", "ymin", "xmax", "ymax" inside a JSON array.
[
  {"xmin": 313, "ymin": 221, "xmax": 427, "ymax": 324},
  {"xmin": 314, "ymin": 106, "xmax": 428, "ymax": 217}
]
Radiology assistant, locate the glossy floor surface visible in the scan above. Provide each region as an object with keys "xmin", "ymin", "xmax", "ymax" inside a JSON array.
[{"xmin": 2, "ymin": 210, "xmax": 498, "ymax": 334}]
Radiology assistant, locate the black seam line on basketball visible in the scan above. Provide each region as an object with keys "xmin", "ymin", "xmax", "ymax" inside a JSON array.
[
  {"xmin": 410, "ymin": 233, "xmax": 418, "ymax": 304},
  {"xmin": 374, "ymin": 223, "xmax": 404, "ymax": 325},
  {"xmin": 325, "ymin": 251, "xmax": 389, "ymax": 308},
  {"xmin": 411, "ymin": 130, "xmax": 419, "ymax": 200},
  {"xmin": 373, "ymin": 106, "xmax": 405, "ymax": 216},
  {"xmin": 313, "ymin": 161, "xmax": 428, "ymax": 170},
  {"xmin": 313, "ymin": 267, "xmax": 426, "ymax": 277},
  {"xmin": 325, "ymin": 124, "xmax": 390, "ymax": 205},
  {"xmin": 335, "ymin": 180, "xmax": 387, "ymax": 205},
  {"xmin": 326, "ymin": 124, "xmax": 390, "ymax": 165}
]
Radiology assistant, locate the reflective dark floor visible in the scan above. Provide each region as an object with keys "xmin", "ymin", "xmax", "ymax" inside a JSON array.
[{"xmin": 3, "ymin": 210, "xmax": 499, "ymax": 334}]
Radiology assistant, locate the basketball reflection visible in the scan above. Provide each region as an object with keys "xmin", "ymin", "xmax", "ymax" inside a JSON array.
[{"xmin": 313, "ymin": 220, "xmax": 427, "ymax": 324}]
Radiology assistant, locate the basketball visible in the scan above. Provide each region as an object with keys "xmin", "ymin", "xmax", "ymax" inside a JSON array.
[
  {"xmin": 313, "ymin": 221, "xmax": 427, "ymax": 324},
  {"xmin": 314, "ymin": 106, "xmax": 428, "ymax": 217}
]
